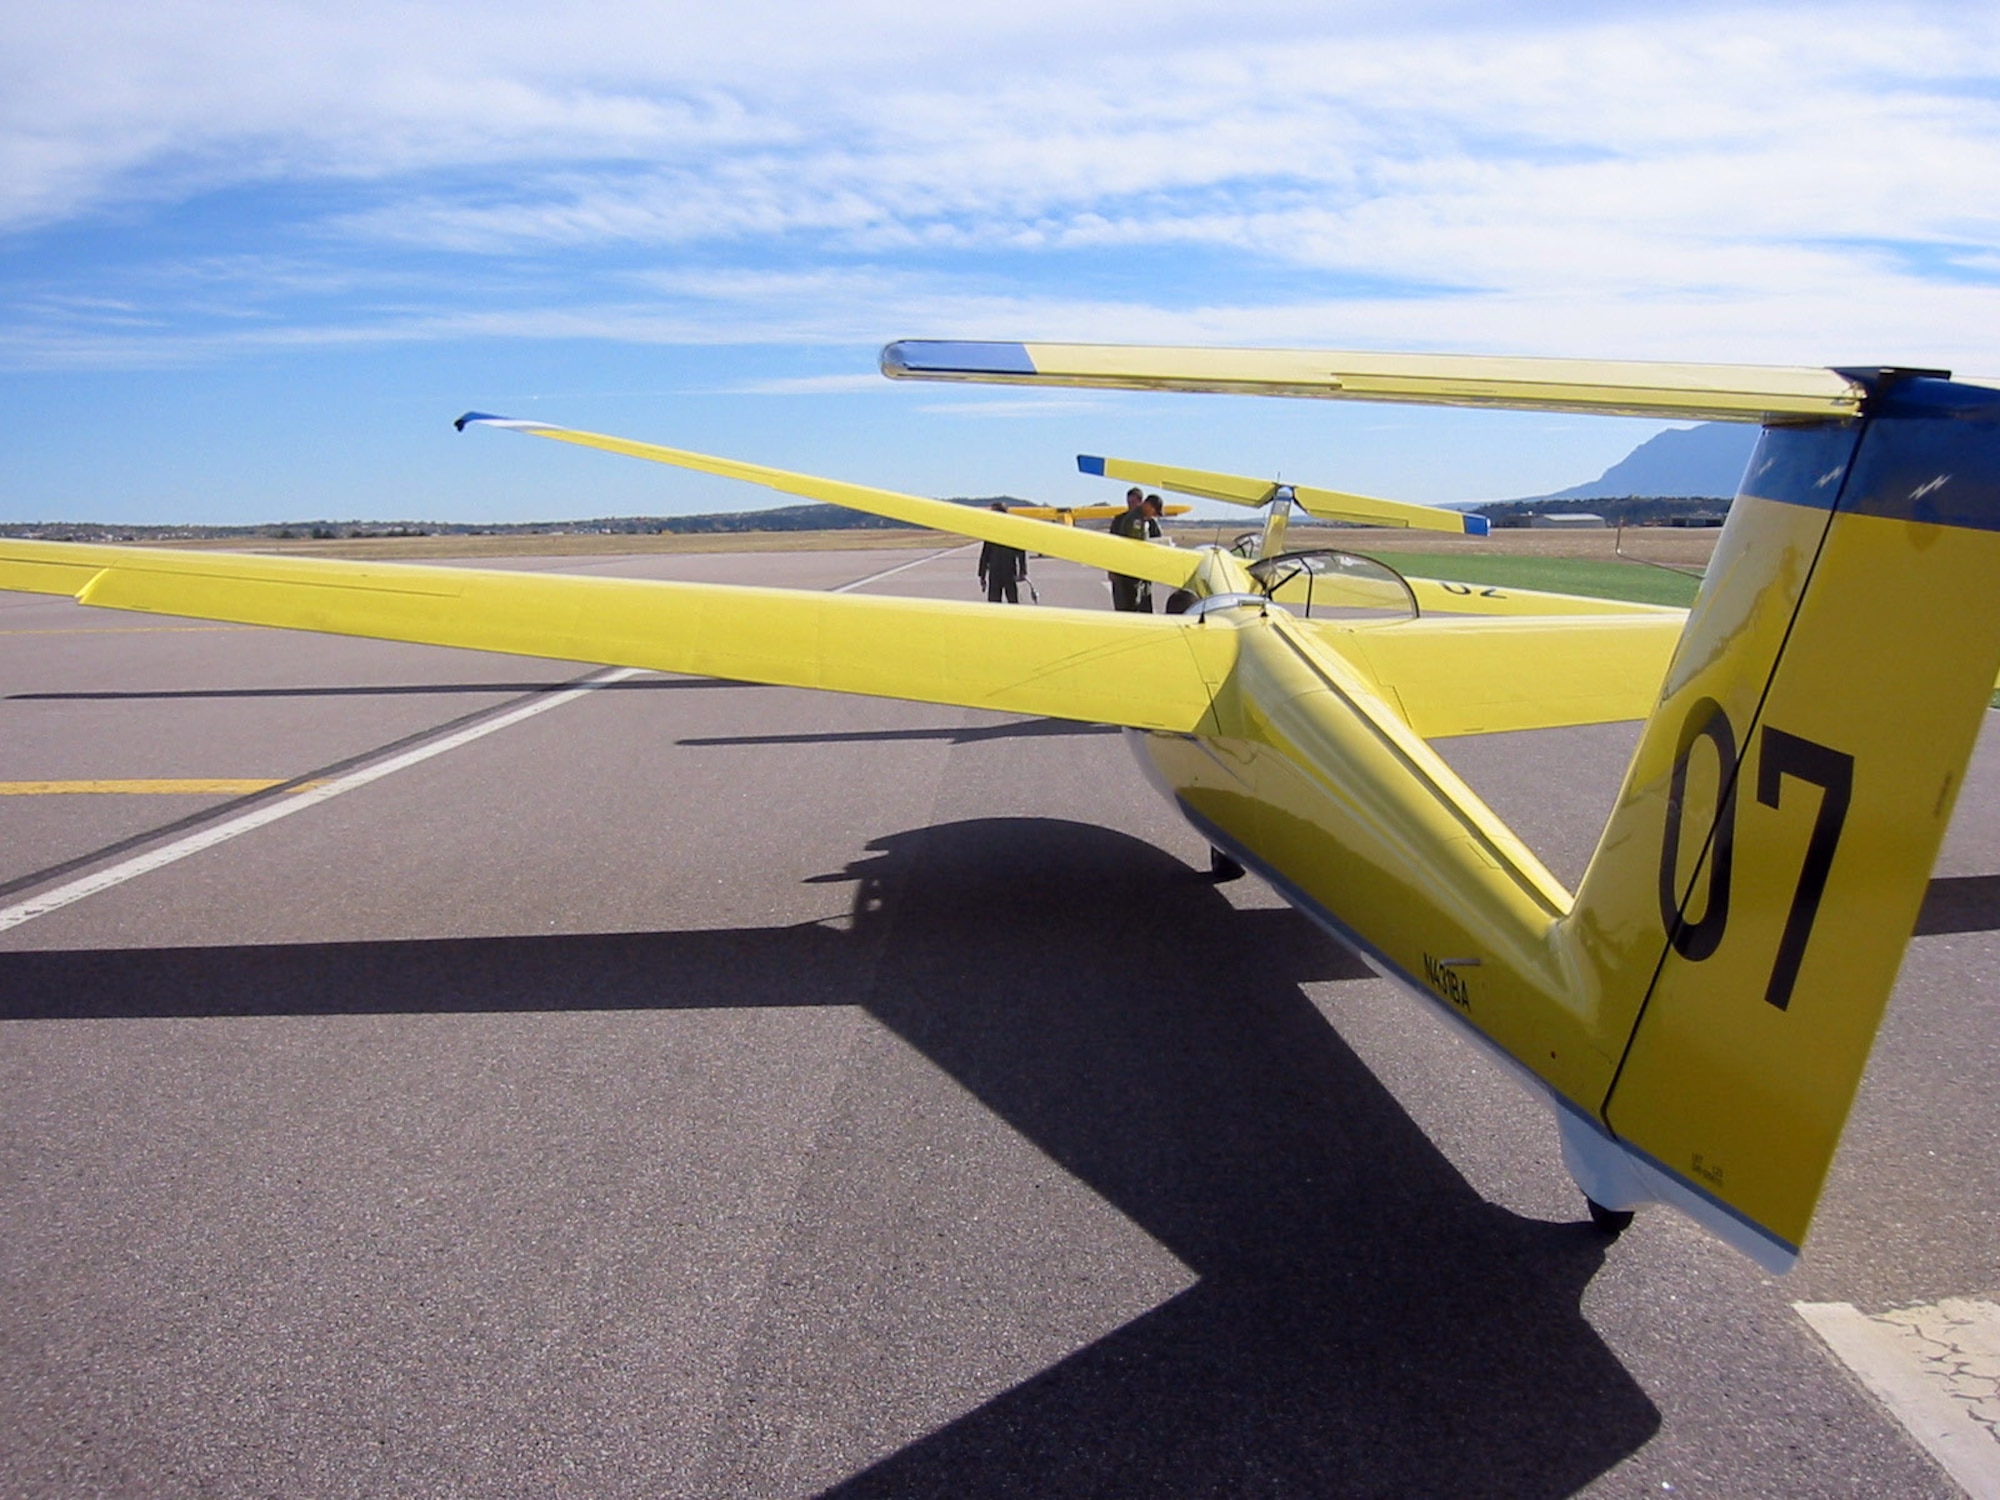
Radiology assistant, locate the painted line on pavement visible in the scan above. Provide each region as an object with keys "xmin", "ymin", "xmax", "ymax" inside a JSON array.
[
  {"xmin": 0, "ymin": 625, "xmax": 252, "ymax": 636},
  {"xmin": 4, "ymin": 545, "xmax": 963, "ymax": 930},
  {"xmin": 0, "ymin": 667, "xmax": 645, "ymax": 934},
  {"xmin": 830, "ymin": 544, "xmax": 974, "ymax": 594},
  {"xmin": 0, "ymin": 779, "xmax": 321, "ymax": 796},
  {"xmin": 1797, "ymin": 1298, "xmax": 2000, "ymax": 1498}
]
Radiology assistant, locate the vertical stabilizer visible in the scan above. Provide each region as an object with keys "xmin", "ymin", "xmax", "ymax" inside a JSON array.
[
  {"xmin": 1563, "ymin": 375, "xmax": 2000, "ymax": 1268},
  {"xmin": 1257, "ymin": 487, "xmax": 1294, "ymax": 560}
]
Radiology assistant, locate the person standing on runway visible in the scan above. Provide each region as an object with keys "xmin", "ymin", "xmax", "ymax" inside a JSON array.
[
  {"xmin": 1129, "ymin": 494, "xmax": 1168, "ymax": 611},
  {"xmin": 977, "ymin": 502, "xmax": 1029, "ymax": 603},
  {"xmin": 1106, "ymin": 486, "xmax": 1149, "ymax": 611}
]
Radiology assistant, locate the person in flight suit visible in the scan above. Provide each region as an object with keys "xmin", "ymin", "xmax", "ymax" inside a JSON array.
[
  {"xmin": 1106, "ymin": 486, "xmax": 1150, "ymax": 611},
  {"xmin": 977, "ymin": 502, "xmax": 1030, "ymax": 603}
]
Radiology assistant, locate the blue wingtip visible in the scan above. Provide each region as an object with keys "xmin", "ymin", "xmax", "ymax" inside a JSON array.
[
  {"xmin": 1077, "ymin": 455, "xmax": 1106, "ymax": 476},
  {"xmin": 881, "ymin": 340, "xmax": 1038, "ymax": 377},
  {"xmin": 454, "ymin": 411, "xmax": 506, "ymax": 431},
  {"xmin": 1463, "ymin": 513, "xmax": 1492, "ymax": 537}
]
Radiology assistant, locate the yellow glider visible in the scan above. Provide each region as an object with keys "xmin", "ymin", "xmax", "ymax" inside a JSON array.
[
  {"xmin": 4, "ymin": 351, "xmax": 1993, "ymax": 1280},
  {"xmin": 1076, "ymin": 450, "xmax": 1678, "ymax": 618},
  {"xmin": 1077, "ymin": 452, "xmax": 1489, "ymax": 536}
]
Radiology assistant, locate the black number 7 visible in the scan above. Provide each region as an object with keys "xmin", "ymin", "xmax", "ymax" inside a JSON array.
[{"xmin": 1756, "ymin": 727, "xmax": 1854, "ymax": 1011}]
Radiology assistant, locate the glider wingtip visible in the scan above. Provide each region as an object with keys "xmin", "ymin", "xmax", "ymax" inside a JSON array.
[
  {"xmin": 1077, "ymin": 455, "xmax": 1107, "ymax": 476},
  {"xmin": 454, "ymin": 411, "xmax": 506, "ymax": 432},
  {"xmin": 1463, "ymin": 513, "xmax": 1492, "ymax": 537},
  {"xmin": 881, "ymin": 340, "xmax": 1037, "ymax": 379}
]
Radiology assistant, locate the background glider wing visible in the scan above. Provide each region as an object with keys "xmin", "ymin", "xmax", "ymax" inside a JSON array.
[
  {"xmin": 884, "ymin": 341, "xmax": 1868, "ymax": 422},
  {"xmin": 456, "ymin": 415, "xmax": 1201, "ymax": 589},
  {"xmin": 1078, "ymin": 453, "xmax": 1489, "ymax": 535},
  {"xmin": 1006, "ymin": 503, "xmax": 1190, "ymax": 521},
  {"xmin": 0, "ymin": 540, "xmax": 1232, "ymax": 734}
]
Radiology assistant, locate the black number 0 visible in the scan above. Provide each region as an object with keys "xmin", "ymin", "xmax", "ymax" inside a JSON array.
[
  {"xmin": 1656, "ymin": 701, "xmax": 1854, "ymax": 1010},
  {"xmin": 1658, "ymin": 697, "xmax": 1738, "ymax": 962}
]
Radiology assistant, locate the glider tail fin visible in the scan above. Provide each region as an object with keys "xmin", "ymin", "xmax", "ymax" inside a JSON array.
[{"xmin": 1561, "ymin": 374, "xmax": 2000, "ymax": 1269}]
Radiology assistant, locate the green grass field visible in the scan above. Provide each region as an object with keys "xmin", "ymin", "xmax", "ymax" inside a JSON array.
[{"xmin": 1382, "ymin": 552, "xmax": 1703, "ymax": 608}]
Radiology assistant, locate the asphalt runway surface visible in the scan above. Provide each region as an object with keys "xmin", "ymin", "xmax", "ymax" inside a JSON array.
[{"xmin": 2, "ymin": 544, "xmax": 1995, "ymax": 1497}]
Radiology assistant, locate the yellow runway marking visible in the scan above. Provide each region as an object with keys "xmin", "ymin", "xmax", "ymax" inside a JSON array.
[
  {"xmin": 0, "ymin": 625, "xmax": 254, "ymax": 636},
  {"xmin": 0, "ymin": 779, "xmax": 323, "ymax": 796}
]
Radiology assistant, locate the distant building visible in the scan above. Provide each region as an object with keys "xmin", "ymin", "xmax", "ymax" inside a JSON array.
[{"xmin": 1529, "ymin": 512, "xmax": 1607, "ymax": 529}]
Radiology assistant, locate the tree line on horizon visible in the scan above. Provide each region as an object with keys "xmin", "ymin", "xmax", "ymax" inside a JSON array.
[{"xmin": 6, "ymin": 492, "xmax": 1732, "ymax": 545}]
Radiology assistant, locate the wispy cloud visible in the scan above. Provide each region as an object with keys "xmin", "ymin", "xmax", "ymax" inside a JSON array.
[
  {"xmin": 915, "ymin": 396, "xmax": 1118, "ymax": 418},
  {"xmin": 2, "ymin": 1, "xmax": 1997, "ymax": 373},
  {"xmin": 730, "ymin": 373, "xmax": 887, "ymax": 394},
  {"xmin": 12, "ymin": 260, "xmax": 2000, "ymax": 376}
]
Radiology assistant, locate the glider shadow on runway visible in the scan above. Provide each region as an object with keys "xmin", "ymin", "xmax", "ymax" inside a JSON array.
[
  {"xmin": 1915, "ymin": 873, "xmax": 2000, "ymax": 936},
  {"xmin": 678, "ymin": 718, "xmax": 1122, "ymax": 748},
  {"xmin": 8, "ymin": 676, "xmax": 760, "ymax": 702},
  {"xmin": 0, "ymin": 817, "xmax": 1660, "ymax": 1497}
]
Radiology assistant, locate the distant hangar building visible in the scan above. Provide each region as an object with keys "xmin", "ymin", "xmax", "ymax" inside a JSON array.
[{"xmin": 1528, "ymin": 512, "xmax": 1607, "ymax": 529}]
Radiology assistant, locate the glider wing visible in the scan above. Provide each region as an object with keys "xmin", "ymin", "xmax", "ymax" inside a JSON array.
[
  {"xmin": 1325, "ymin": 612, "xmax": 1684, "ymax": 737},
  {"xmin": 0, "ymin": 540, "xmax": 1233, "ymax": 734},
  {"xmin": 1401, "ymin": 578, "xmax": 1681, "ymax": 618},
  {"xmin": 456, "ymin": 416, "xmax": 1201, "ymax": 589},
  {"xmin": 1005, "ymin": 503, "xmax": 1190, "ymax": 521}
]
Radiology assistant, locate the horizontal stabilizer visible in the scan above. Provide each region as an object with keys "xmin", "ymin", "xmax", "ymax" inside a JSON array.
[
  {"xmin": 886, "ymin": 342, "xmax": 1867, "ymax": 422},
  {"xmin": 1079, "ymin": 454, "xmax": 1488, "ymax": 535}
]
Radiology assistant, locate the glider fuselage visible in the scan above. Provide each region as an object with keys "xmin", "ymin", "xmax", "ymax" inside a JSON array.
[{"xmin": 1129, "ymin": 546, "xmax": 1603, "ymax": 1112}]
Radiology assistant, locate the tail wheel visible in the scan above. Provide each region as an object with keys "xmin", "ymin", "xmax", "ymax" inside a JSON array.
[{"xmin": 1586, "ymin": 1199, "xmax": 1636, "ymax": 1237}]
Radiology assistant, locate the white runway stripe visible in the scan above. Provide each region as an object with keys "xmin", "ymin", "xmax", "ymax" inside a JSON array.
[
  {"xmin": 3, "ymin": 547, "xmax": 965, "ymax": 934},
  {"xmin": 0, "ymin": 667, "xmax": 645, "ymax": 934},
  {"xmin": 829, "ymin": 544, "xmax": 974, "ymax": 594}
]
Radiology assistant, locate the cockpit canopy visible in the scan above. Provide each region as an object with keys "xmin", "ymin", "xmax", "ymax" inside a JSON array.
[{"xmin": 1247, "ymin": 550, "xmax": 1418, "ymax": 622}]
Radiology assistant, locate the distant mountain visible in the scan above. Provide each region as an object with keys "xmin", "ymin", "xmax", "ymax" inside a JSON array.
[{"xmin": 1543, "ymin": 422, "xmax": 1759, "ymax": 502}]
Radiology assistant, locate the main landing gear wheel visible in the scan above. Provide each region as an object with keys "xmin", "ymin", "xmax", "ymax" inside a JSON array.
[
  {"xmin": 1586, "ymin": 1199, "xmax": 1636, "ymax": 1237},
  {"xmin": 1209, "ymin": 847, "xmax": 1245, "ymax": 882}
]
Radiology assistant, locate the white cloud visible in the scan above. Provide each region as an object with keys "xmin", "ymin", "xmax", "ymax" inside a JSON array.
[
  {"xmin": 915, "ymin": 396, "xmax": 1118, "ymax": 417},
  {"xmin": 16, "ymin": 263, "xmax": 1998, "ymax": 377},
  {"xmin": 3, "ymin": 1, "xmax": 1997, "ymax": 371},
  {"xmin": 731, "ymin": 372, "xmax": 887, "ymax": 394}
]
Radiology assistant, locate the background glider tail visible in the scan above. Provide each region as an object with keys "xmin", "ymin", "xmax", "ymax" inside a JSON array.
[{"xmin": 1557, "ymin": 374, "xmax": 2000, "ymax": 1269}]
